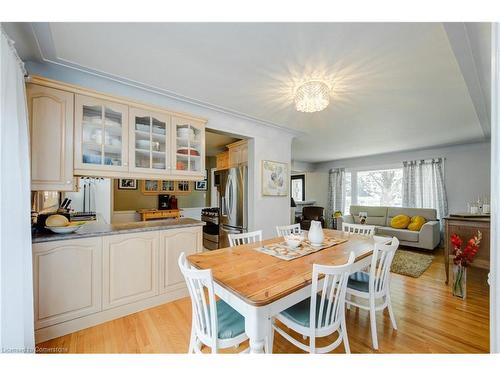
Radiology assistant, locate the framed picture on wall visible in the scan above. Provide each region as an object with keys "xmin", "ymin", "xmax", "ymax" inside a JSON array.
[
  {"xmin": 195, "ymin": 180, "xmax": 208, "ymax": 191},
  {"xmin": 195, "ymin": 169, "xmax": 208, "ymax": 191},
  {"xmin": 118, "ymin": 179, "xmax": 137, "ymax": 190},
  {"xmin": 262, "ymin": 160, "xmax": 288, "ymax": 196}
]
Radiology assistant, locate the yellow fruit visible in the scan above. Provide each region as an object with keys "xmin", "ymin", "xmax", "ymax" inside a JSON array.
[
  {"xmin": 390, "ymin": 214, "xmax": 410, "ymax": 229},
  {"xmin": 407, "ymin": 215, "xmax": 426, "ymax": 231},
  {"xmin": 46, "ymin": 214, "xmax": 69, "ymax": 227}
]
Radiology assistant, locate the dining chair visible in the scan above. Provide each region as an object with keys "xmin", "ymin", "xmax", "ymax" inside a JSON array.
[
  {"xmin": 341, "ymin": 222, "xmax": 376, "ymax": 236},
  {"xmin": 276, "ymin": 223, "xmax": 302, "ymax": 237},
  {"xmin": 345, "ymin": 237, "xmax": 399, "ymax": 350},
  {"xmin": 178, "ymin": 253, "xmax": 249, "ymax": 353},
  {"xmin": 228, "ymin": 230, "xmax": 263, "ymax": 247},
  {"xmin": 271, "ymin": 252, "xmax": 356, "ymax": 354}
]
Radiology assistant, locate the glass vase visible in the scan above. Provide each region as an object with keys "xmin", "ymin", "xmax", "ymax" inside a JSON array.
[{"xmin": 452, "ymin": 264, "xmax": 467, "ymax": 299}]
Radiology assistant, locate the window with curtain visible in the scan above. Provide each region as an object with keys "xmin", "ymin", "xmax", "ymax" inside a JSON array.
[
  {"xmin": 343, "ymin": 168, "xmax": 403, "ymax": 214},
  {"xmin": 402, "ymin": 158, "xmax": 448, "ymax": 219}
]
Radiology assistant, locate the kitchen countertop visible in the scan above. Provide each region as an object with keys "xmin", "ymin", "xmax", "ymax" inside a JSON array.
[{"xmin": 32, "ymin": 218, "xmax": 205, "ymax": 244}]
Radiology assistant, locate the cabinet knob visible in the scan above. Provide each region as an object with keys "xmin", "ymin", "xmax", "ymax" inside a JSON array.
[{"xmin": 66, "ymin": 180, "xmax": 72, "ymax": 184}]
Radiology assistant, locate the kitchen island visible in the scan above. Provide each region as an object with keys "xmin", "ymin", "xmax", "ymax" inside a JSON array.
[{"xmin": 32, "ymin": 218, "xmax": 204, "ymax": 343}]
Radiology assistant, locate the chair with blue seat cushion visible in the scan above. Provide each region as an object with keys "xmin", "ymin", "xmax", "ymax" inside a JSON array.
[
  {"xmin": 347, "ymin": 272, "xmax": 370, "ymax": 292},
  {"xmin": 215, "ymin": 300, "xmax": 245, "ymax": 339},
  {"xmin": 272, "ymin": 252, "xmax": 356, "ymax": 354},
  {"xmin": 178, "ymin": 253, "xmax": 248, "ymax": 353},
  {"xmin": 345, "ymin": 237, "xmax": 399, "ymax": 350}
]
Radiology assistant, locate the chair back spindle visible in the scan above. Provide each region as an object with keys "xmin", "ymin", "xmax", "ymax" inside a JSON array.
[{"xmin": 228, "ymin": 230, "xmax": 263, "ymax": 247}]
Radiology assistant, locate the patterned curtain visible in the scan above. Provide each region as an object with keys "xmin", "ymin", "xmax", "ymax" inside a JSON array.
[
  {"xmin": 326, "ymin": 168, "xmax": 345, "ymax": 228},
  {"xmin": 402, "ymin": 158, "xmax": 448, "ymax": 220}
]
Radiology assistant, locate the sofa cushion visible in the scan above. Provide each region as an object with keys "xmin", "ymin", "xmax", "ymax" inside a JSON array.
[
  {"xmin": 386, "ymin": 207, "xmax": 437, "ymax": 227},
  {"xmin": 349, "ymin": 205, "xmax": 388, "ymax": 226},
  {"xmin": 390, "ymin": 214, "xmax": 411, "ymax": 229},
  {"xmin": 408, "ymin": 215, "xmax": 427, "ymax": 231},
  {"xmin": 376, "ymin": 226, "xmax": 419, "ymax": 242}
]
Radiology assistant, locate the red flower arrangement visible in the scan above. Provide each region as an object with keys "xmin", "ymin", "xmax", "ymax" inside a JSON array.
[{"xmin": 450, "ymin": 231, "xmax": 482, "ymax": 267}]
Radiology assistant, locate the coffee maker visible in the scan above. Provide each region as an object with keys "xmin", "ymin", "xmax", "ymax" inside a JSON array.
[{"xmin": 158, "ymin": 194, "xmax": 170, "ymax": 210}]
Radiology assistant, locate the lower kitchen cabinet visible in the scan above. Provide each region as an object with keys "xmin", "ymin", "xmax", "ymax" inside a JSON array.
[
  {"xmin": 102, "ymin": 231, "xmax": 159, "ymax": 309},
  {"xmin": 32, "ymin": 237, "xmax": 102, "ymax": 329},
  {"xmin": 159, "ymin": 226, "xmax": 203, "ymax": 293},
  {"xmin": 32, "ymin": 224, "xmax": 203, "ymax": 343}
]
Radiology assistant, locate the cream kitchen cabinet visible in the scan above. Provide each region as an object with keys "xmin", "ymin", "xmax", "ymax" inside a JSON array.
[
  {"xmin": 28, "ymin": 76, "xmax": 207, "ymax": 181},
  {"xmin": 228, "ymin": 140, "xmax": 248, "ymax": 167},
  {"xmin": 74, "ymin": 94, "xmax": 129, "ymax": 175},
  {"xmin": 32, "ymin": 237, "xmax": 102, "ymax": 329},
  {"xmin": 159, "ymin": 226, "xmax": 203, "ymax": 293},
  {"xmin": 102, "ymin": 231, "xmax": 159, "ymax": 309},
  {"xmin": 27, "ymin": 84, "xmax": 76, "ymax": 191},
  {"xmin": 129, "ymin": 107, "xmax": 171, "ymax": 175},
  {"xmin": 171, "ymin": 116, "xmax": 206, "ymax": 177}
]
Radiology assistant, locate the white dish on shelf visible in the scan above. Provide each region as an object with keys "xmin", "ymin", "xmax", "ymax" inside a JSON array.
[
  {"xmin": 153, "ymin": 126, "xmax": 166, "ymax": 135},
  {"xmin": 136, "ymin": 139, "xmax": 150, "ymax": 149},
  {"xmin": 177, "ymin": 127, "xmax": 194, "ymax": 139},
  {"xmin": 136, "ymin": 124, "xmax": 150, "ymax": 132},
  {"xmin": 153, "ymin": 163, "xmax": 166, "ymax": 169}
]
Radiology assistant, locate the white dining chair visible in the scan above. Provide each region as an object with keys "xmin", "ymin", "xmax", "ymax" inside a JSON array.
[
  {"xmin": 342, "ymin": 222, "xmax": 376, "ymax": 236},
  {"xmin": 228, "ymin": 230, "xmax": 263, "ymax": 247},
  {"xmin": 345, "ymin": 237, "xmax": 399, "ymax": 350},
  {"xmin": 276, "ymin": 223, "xmax": 302, "ymax": 237},
  {"xmin": 271, "ymin": 252, "xmax": 356, "ymax": 354},
  {"xmin": 178, "ymin": 253, "xmax": 249, "ymax": 353}
]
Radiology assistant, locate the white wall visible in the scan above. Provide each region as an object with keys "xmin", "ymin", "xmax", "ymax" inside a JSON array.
[
  {"xmin": 26, "ymin": 61, "xmax": 294, "ymax": 239},
  {"xmin": 314, "ymin": 141, "xmax": 491, "ymax": 214}
]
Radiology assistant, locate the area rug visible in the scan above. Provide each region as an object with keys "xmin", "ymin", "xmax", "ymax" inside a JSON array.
[{"xmin": 390, "ymin": 249, "xmax": 434, "ymax": 278}]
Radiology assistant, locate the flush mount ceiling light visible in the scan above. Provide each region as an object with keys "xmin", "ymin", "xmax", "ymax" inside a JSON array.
[{"xmin": 294, "ymin": 80, "xmax": 330, "ymax": 113}]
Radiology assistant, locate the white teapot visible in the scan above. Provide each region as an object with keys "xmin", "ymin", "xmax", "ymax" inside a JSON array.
[{"xmin": 308, "ymin": 220, "xmax": 324, "ymax": 246}]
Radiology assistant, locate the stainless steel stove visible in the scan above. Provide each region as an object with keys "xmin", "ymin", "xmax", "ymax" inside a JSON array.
[{"xmin": 201, "ymin": 207, "xmax": 220, "ymax": 250}]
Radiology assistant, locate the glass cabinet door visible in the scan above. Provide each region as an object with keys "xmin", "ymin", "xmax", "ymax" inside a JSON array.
[
  {"xmin": 130, "ymin": 108, "xmax": 169, "ymax": 174},
  {"xmin": 172, "ymin": 117, "xmax": 205, "ymax": 175},
  {"xmin": 76, "ymin": 95, "xmax": 128, "ymax": 171}
]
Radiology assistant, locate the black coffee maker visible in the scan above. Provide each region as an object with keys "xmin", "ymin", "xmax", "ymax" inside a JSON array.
[{"xmin": 158, "ymin": 194, "xmax": 170, "ymax": 210}]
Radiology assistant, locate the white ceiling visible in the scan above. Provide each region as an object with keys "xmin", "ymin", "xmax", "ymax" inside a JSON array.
[{"xmin": 5, "ymin": 22, "xmax": 490, "ymax": 162}]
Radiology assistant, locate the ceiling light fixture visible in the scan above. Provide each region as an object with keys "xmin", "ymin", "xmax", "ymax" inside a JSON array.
[{"xmin": 294, "ymin": 80, "xmax": 330, "ymax": 113}]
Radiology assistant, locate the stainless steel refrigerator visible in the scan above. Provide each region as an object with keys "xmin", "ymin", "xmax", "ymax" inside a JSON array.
[{"xmin": 215, "ymin": 165, "xmax": 248, "ymax": 248}]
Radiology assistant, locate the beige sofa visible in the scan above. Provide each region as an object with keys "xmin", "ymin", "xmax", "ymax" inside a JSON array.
[{"xmin": 338, "ymin": 205, "xmax": 440, "ymax": 250}]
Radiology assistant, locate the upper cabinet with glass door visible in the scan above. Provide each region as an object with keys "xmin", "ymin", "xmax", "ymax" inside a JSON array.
[
  {"xmin": 129, "ymin": 108, "xmax": 170, "ymax": 175},
  {"xmin": 171, "ymin": 116, "xmax": 205, "ymax": 177},
  {"xmin": 74, "ymin": 95, "xmax": 129, "ymax": 173}
]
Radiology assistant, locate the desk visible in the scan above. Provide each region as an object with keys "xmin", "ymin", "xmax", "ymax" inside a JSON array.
[{"xmin": 443, "ymin": 215, "xmax": 490, "ymax": 284}]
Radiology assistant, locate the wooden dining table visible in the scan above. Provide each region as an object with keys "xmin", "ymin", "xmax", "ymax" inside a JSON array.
[{"xmin": 187, "ymin": 229, "xmax": 376, "ymax": 353}]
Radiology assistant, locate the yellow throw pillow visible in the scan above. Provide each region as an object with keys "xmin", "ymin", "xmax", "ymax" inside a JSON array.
[
  {"xmin": 390, "ymin": 214, "xmax": 410, "ymax": 229},
  {"xmin": 407, "ymin": 215, "xmax": 427, "ymax": 231}
]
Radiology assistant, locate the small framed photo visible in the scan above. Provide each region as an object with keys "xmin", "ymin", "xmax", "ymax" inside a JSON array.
[
  {"xmin": 195, "ymin": 180, "xmax": 207, "ymax": 191},
  {"xmin": 118, "ymin": 179, "xmax": 137, "ymax": 190}
]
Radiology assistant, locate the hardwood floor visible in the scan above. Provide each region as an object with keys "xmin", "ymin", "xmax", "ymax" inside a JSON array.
[{"xmin": 37, "ymin": 248, "xmax": 489, "ymax": 353}]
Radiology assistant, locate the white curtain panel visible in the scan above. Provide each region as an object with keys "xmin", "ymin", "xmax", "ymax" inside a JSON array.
[
  {"xmin": 0, "ymin": 28, "xmax": 35, "ymax": 352},
  {"xmin": 326, "ymin": 168, "xmax": 345, "ymax": 228},
  {"xmin": 402, "ymin": 158, "xmax": 448, "ymax": 220}
]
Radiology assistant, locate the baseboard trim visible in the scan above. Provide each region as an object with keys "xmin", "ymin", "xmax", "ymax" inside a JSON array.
[{"xmin": 35, "ymin": 288, "xmax": 188, "ymax": 344}]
